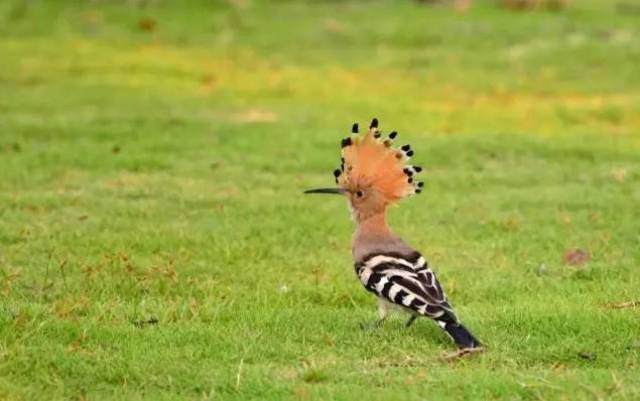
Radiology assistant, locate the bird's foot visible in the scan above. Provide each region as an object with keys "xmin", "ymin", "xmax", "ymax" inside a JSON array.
[{"xmin": 442, "ymin": 347, "xmax": 484, "ymax": 361}]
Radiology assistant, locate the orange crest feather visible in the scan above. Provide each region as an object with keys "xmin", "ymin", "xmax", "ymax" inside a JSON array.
[{"xmin": 335, "ymin": 118, "xmax": 423, "ymax": 202}]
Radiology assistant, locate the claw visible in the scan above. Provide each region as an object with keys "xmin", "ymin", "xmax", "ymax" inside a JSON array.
[{"xmin": 442, "ymin": 347, "xmax": 484, "ymax": 361}]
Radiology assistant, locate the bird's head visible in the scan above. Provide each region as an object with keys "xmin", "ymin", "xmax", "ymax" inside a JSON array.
[{"xmin": 305, "ymin": 118, "xmax": 423, "ymax": 223}]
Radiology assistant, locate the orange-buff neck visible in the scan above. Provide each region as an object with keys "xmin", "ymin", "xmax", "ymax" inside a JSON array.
[{"xmin": 354, "ymin": 210, "xmax": 393, "ymax": 242}]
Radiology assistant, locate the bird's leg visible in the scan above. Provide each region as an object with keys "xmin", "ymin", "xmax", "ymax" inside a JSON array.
[
  {"xmin": 360, "ymin": 299, "xmax": 388, "ymax": 331},
  {"xmin": 405, "ymin": 315, "xmax": 417, "ymax": 328}
]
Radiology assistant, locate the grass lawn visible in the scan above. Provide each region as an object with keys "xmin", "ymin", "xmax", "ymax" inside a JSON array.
[{"xmin": 1, "ymin": 0, "xmax": 639, "ymax": 400}]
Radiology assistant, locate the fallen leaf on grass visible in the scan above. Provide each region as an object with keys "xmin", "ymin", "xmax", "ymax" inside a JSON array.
[
  {"xmin": 454, "ymin": 0, "xmax": 472, "ymax": 12},
  {"xmin": 563, "ymin": 249, "xmax": 591, "ymax": 266},
  {"xmin": 81, "ymin": 10, "xmax": 102, "ymax": 25},
  {"xmin": 201, "ymin": 74, "xmax": 216, "ymax": 91},
  {"xmin": 3, "ymin": 143, "xmax": 21, "ymax": 152},
  {"xmin": 500, "ymin": 0, "xmax": 569, "ymax": 11},
  {"xmin": 138, "ymin": 18, "xmax": 157, "ymax": 32},
  {"xmin": 500, "ymin": 0, "xmax": 537, "ymax": 10},
  {"xmin": 605, "ymin": 300, "xmax": 640, "ymax": 309}
]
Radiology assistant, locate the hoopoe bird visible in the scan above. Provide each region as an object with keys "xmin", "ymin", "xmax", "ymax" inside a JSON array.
[{"xmin": 305, "ymin": 118, "xmax": 481, "ymax": 350}]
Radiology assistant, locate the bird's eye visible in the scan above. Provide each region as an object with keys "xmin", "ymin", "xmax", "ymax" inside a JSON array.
[{"xmin": 356, "ymin": 190, "xmax": 364, "ymax": 198}]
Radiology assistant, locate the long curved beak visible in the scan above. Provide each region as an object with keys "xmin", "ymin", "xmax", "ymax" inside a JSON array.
[{"xmin": 303, "ymin": 188, "xmax": 346, "ymax": 195}]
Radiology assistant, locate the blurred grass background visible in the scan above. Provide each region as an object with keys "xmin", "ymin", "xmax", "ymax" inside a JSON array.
[{"xmin": 0, "ymin": 1, "xmax": 639, "ymax": 400}]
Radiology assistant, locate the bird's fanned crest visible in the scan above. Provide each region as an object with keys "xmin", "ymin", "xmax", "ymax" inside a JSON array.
[{"xmin": 334, "ymin": 118, "xmax": 423, "ymax": 202}]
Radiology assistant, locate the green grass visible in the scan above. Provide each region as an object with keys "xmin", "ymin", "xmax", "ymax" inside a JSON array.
[{"xmin": 1, "ymin": 0, "xmax": 639, "ymax": 400}]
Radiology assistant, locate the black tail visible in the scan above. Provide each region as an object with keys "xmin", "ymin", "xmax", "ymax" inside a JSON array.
[{"xmin": 437, "ymin": 315, "xmax": 481, "ymax": 349}]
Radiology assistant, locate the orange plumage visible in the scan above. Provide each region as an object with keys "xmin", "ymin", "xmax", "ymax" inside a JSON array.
[{"xmin": 336, "ymin": 119, "xmax": 422, "ymax": 203}]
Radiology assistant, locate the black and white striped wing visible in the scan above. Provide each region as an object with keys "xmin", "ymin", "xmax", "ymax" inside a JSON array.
[{"xmin": 356, "ymin": 253, "xmax": 457, "ymax": 321}]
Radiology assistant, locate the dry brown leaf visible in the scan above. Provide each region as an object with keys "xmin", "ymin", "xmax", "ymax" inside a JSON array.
[
  {"xmin": 3, "ymin": 143, "xmax": 21, "ymax": 152},
  {"xmin": 138, "ymin": 18, "xmax": 157, "ymax": 32},
  {"xmin": 563, "ymin": 249, "xmax": 591, "ymax": 266},
  {"xmin": 201, "ymin": 74, "xmax": 216, "ymax": 88},
  {"xmin": 605, "ymin": 300, "xmax": 640, "ymax": 309},
  {"xmin": 81, "ymin": 10, "xmax": 102, "ymax": 25},
  {"xmin": 500, "ymin": 0, "xmax": 569, "ymax": 10},
  {"xmin": 500, "ymin": 0, "xmax": 537, "ymax": 9},
  {"xmin": 455, "ymin": 0, "xmax": 472, "ymax": 11}
]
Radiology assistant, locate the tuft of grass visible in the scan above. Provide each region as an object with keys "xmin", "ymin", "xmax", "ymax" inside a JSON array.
[
  {"xmin": 0, "ymin": 1, "xmax": 639, "ymax": 400},
  {"xmin": 302, "ymin": 368, "xmax": 330, "ymax": 384}
]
